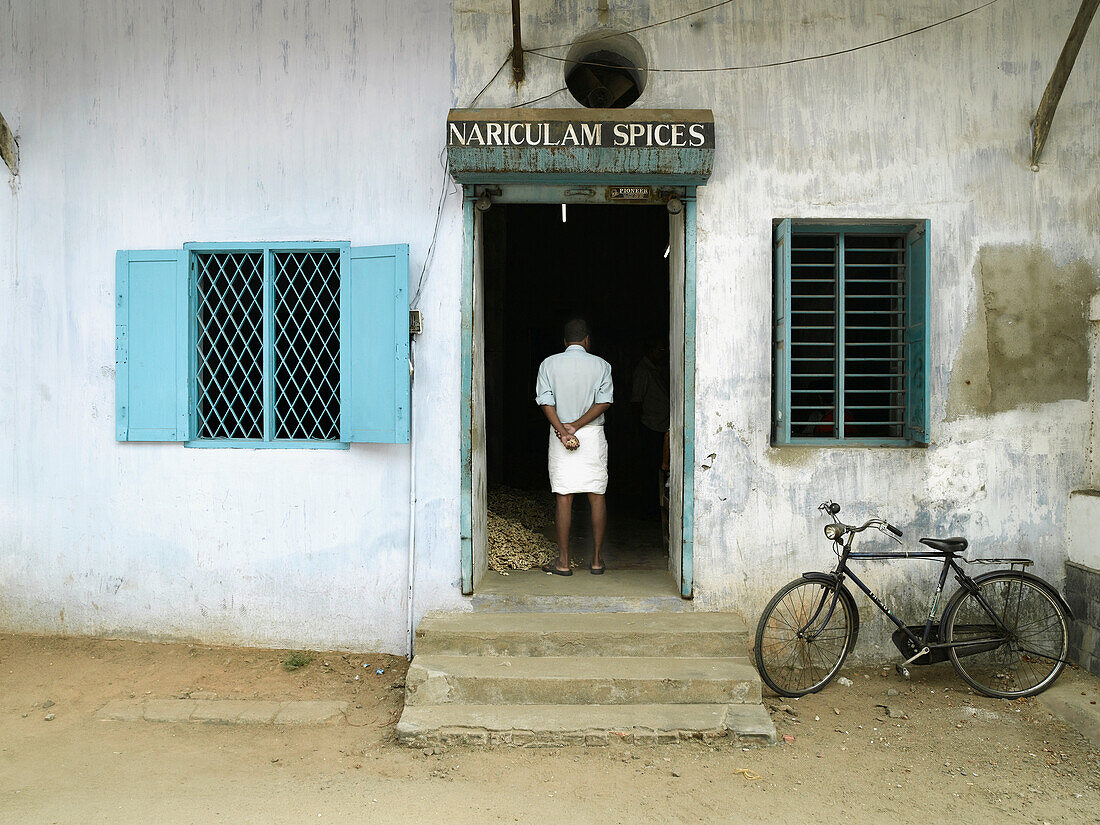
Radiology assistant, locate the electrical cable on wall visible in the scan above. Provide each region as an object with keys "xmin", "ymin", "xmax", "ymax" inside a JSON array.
[
  {"xmin": 511, "ymin": 87, "xmax": 569, "ymax": 108},
  {"xmin": 417, "ymin": 0, "xmax": 1006, "ymax": 303},
  {"xmin": 527, "ymin": 0, "xmax": 738, "ymax": 52},
  {"xmin": 411, "ymin": 54, "xmax": 511, "ymax": 308},
  {"xmin": 406, "ymin": 53, "xmax": 517, "ymax": 652},
  {"xmin": 526, "ymin": 0, "xmax": 1004, "ymax": 73}
]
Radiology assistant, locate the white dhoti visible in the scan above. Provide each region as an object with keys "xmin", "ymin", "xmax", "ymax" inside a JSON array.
[{"xmin": 548, "ymin": 424, "xmax": 608, "ymax": 495}]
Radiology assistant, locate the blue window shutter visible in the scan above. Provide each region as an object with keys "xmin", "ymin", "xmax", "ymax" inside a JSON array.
[
  {"xmin": 341, "ymin": 244, "xmax": 410, "ymax": 443},
  {"xmin": 115, "ymin": 249, "xmax": 190, "ymax": 441},
  {"xmin": 773, "ymin": 219, "xmax": 792, "ymax": 444},
  {"xmin": 905, "ymin": 222, "xmax": 931, "ymax": 445}
]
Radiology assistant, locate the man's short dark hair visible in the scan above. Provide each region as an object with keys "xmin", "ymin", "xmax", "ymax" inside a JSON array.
[{"xmin": 564, "ymin": 318, "xmax": 589, "ymax": 343}]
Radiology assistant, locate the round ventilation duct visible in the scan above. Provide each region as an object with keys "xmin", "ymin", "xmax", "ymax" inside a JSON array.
[{"xmin": 564, "ymin": 30, "xmax": 647, "ymax": 109}]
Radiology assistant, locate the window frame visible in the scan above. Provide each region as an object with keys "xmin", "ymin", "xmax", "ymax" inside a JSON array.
[
  {"xmin": 772, "ymin": 219, "xmax": 929, "ymax": 448},
  {"xmin": 183, "ymin": 240, "xmax": 351, "ymax": 450}
]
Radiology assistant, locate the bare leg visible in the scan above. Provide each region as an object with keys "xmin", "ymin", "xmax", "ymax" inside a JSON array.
[
  {"xmin": 587, "ymin": 492, "xmax": 607, "ymax": 570},
  {"xmin": 554, "ymin": 493, "xmax": 573, "ymax": 572}
]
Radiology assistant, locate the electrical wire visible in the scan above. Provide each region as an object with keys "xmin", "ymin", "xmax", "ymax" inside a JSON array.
[
  {"xmin": 415, "ymin": 0, "xmax": 1003, "ymax": 303},
  {"xmin": 526, "ymin": 0, "xmax": 737, "ymax": 52},
  {"xmin": 510, "ymin": 87, "xmax": 569, "ymax": 108},
  {"xmin": 411, "ymin": 145, "xmax": 453, "ymax": 309},
  {"xmin": 410, "ymin": 54, "xmax": 510, "ymax": 308},
  {"xmin": 525, "ymin": 0, "xmax": 1004, "ymax": 73},
  {"xmin": 469, "ymin": 54, "xmax": 511, "ymax": 107}
]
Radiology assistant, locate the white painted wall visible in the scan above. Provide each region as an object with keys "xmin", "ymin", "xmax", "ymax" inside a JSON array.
[
  {"xmin": 3, "ymin": 1, "xmax": 1098, "ymax": 656},
  {"xmin": 1068, "ymin": 295, "xmax": 1100, "ymax": 571},
  {"xmin": 1086, "ymin": 295, "xmax": 1100, "ymax": 491},
  {"xmin": 0, "ymin": 1, "xmax": 464, "ymax": 651},
  {"xmin": 455, "ymin": 0, "xmax": 1100, "ymax": 653}
]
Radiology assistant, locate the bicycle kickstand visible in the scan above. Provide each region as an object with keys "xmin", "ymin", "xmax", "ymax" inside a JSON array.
[{"xmin": 895, "ymin": 646, "xmax": 930, "ymax": 680}]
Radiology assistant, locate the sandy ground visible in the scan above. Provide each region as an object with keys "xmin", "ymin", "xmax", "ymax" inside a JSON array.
[{"xmin": 1, "ymin": 633, "xmax": 1098, "ymax": 825}]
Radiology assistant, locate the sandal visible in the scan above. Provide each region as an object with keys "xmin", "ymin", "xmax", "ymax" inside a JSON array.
[
  {"xmin": 541, "ymin": 563, "xmax": 572, "ymax": 576},
  {"xmin": 589, "ymin": 564, "xmax": 606, "ymax": 575}
]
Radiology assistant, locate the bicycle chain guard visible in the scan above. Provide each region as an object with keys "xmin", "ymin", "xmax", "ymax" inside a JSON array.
[{"xmin": 890, "ymin": 626, "xmax": 950, "ymax": 665}]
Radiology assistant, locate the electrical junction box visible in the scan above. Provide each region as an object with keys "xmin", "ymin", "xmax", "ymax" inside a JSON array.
[{"xmin": 409, "ymin": 310, "xmax": 423, "ymax": 336}]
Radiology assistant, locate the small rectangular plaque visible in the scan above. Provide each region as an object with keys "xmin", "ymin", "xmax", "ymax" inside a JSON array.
[{"xmin": 609, "ymin": 186, "xmax": 652, "ymax": 201}]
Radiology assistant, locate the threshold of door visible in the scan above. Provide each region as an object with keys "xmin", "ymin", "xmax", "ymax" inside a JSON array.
[{"xmin": 471, "ymin": 568, "xmax": 688, "ymax": 613}]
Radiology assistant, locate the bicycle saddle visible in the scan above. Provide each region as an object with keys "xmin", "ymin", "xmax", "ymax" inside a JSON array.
[{"xmin": 919, "ymin": 537, "xmax": 968, "ymax": 554}]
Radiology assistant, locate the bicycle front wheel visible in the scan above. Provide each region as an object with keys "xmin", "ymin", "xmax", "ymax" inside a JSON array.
[
  {"xmin": 754, "ymin": 577, "xmax": 857, "ymax": 697},
  {"xmin": 943, "ymin": 572, "xmax": 1069, "ymax": 698}
]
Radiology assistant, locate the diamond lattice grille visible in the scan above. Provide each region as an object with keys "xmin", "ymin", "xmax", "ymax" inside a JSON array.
[
  {"xmin": 273, "ymin": 251, "xmax": 341, "ymax": 440},
  {"xmin": 195, "ymin": 252, "xmax": 265, "ymax": 439}
]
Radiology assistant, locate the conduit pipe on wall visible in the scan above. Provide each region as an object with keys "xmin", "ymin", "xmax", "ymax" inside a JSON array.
[{"xmin": 406, "ymin": 342, "xmax": 417, "ymax": 659}]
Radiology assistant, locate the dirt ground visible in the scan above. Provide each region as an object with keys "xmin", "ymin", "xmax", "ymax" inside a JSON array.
[{"xmin": 1, "ymin": 633, "xmax": 1098, "ymax": 825}]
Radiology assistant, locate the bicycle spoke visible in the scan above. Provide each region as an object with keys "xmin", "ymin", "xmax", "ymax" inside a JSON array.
[
  {"xmin": 755, "ymin": 579, "xmax": 852, "ymax": 697},
  {"xmin": 946, "ymin": 575, "xmax": 1067, "ymax": 697},
  {"xmin": 1014, "ymin": 644, "xmax": 1064, "ymax": 664}
]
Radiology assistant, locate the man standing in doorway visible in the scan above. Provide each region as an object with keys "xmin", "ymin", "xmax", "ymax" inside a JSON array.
[{"xmin": 535, "ymin": 319, "xmax": 614, "ymax": 576}]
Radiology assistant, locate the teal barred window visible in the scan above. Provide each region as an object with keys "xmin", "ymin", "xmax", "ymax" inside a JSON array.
[
  {"xmin": 272, "ymin": 251, "xmax": 342, "ymax": 440},
  {"xmin": 772, "ymin": 221, "xmax": 930, "ymax": 446},
  {"xmin": 194, "ymin": 251, "xmax": 266, "ymax": 440},
  {"xmin": 193, "ymin": 249, "xmax": 342, "ymax": 442},
  {"xmin": 116, "ymin": 243, "xmax": 410, "ymax": 446}
]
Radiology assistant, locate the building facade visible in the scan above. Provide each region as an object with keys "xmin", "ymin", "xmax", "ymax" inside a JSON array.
[{"xmin": 2, "ymin": 1, "xmax": 1097, "ymax": 657}]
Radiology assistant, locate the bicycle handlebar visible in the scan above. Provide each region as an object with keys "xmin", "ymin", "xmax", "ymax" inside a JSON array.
[{"xmin": 819, "ymin": 501, "xmax": 903, "ymax": 539}]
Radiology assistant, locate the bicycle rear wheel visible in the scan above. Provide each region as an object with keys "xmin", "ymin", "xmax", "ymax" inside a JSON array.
[
  {"xmin": 943, "ymin": 572, "xmax": 1069, "ymax": 698},
  {"xmin": 754, "ymin": 577, "xmax": 857, "ymax": 697}
]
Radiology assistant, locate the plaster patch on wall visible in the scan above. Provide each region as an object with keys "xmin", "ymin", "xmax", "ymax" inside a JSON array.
[{"xmin": 947, "ymin": 246, "xmax": 1098, "ymax": 419}]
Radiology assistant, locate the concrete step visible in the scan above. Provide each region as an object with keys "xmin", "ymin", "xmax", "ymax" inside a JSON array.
[
  {"xmin": 397, "ymin": 703, "xmax": 776, "ymax": 747},
  {"xmin": 405, "ymin": 655, "xmax": 760, "ymax": 706},
  {"xmin": 470, "ymin": 593, "xmax": 693, "ymax": 613},
  {"xmin": 415, "ymin": 611, "xmax": 751, "ymax": 657}
]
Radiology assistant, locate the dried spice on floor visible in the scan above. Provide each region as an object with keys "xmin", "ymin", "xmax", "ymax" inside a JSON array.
[{"xmin": 486, "ymin": 487, "xmax": 576, "ymax": 574}]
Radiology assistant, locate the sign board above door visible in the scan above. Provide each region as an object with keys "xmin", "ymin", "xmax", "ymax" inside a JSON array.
[{"xmin": 446, "ymin": 109, "xmax": 714, "ymax": 185}]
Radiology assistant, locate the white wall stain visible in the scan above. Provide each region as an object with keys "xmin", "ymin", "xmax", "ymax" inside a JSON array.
[
  {"xmin": 1, "ymin": 1, "xmax": 1098, "ymax": 656},
  {"xmin": 0, "ymin": 0, "xmax": 464, "ymax": 652}
]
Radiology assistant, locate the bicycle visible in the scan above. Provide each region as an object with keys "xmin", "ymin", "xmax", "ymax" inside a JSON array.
[{"xmin": 753, "ymin": 501, "xmax": 1074, "ymax": 699}]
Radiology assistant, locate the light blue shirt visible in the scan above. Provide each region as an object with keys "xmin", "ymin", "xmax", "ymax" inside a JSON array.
[{"xmin": 535, "ymin": 345, "xmax": 614, "ymax": 425}]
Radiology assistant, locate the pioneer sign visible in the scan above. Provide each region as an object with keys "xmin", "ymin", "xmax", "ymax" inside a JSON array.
[{"xmin": 446, "ymin": 108, "xmax": 716, "ymax": 184}]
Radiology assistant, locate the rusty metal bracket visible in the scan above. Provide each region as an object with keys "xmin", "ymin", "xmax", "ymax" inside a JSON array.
[
  {"xmin": 510, "ymin": 0, "xmax": 526, "ymax": 84},
  {"xmin": 1030, "ymin": 0, "xmax": 1098, "ymax": 169},
  {"xmin": 0, "ymin": 111, "xmax": 18, "ymax": 176}
]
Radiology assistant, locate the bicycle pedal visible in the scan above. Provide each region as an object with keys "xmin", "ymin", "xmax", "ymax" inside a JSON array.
[{"xmin": 895, "ymin": 663, "xmax": 911, "ymax": 680}]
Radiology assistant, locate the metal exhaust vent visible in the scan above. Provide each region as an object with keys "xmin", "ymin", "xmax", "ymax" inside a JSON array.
[{"xmin": 564, "ymin": 29, "xmax": 648, "ymax": 109}]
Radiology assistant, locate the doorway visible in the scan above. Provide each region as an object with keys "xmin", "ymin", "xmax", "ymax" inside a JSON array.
[
  {"xmin": 460, "ymin": 186, "xmax": 697, "ymax": 597},
  {"xmin": 483, "ymin": 203, "xmax": 669, "ymax": 575}
]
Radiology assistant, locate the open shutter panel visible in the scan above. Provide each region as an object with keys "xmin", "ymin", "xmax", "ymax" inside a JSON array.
[
  {"xmin": 905, "ymin": 221, "xmax": 931, "ymax": 445},
  {"xmin": 340, "ymin": 244, "xmax": 410, "ymax": 443},
  {"xmin": 115, "ymin": 250, "xmax": 190, "ymax": 441},
  {"xmin": 773, "ymin": 219, "xmax": 792, "ymax": 444}
]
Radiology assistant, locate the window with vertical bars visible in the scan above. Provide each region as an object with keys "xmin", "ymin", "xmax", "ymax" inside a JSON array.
[
  {"xmin": 194, "ymin": 247, "xmax": 341, "ymax": 442},
  {"xmin": 774, "ymin": 223, "xmax": 928, "ymax": 446}
]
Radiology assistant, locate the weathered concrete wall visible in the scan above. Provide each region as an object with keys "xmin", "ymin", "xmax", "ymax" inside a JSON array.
[
  {"xmin": 3, "ymin": 1, "xmax": 1098, "ymax": 657},
  {"xmin": 453, "ymin": 0, "xmax": 1100, "ymax": 655},
  {"xmin": 1066, "ymin": 294, "xmax": 1100, "ymax": 675},
  {"xmin": 1065, "ymin": 560, "xmax": 1100, "ymax": 677},
  {"xmin": 1085, "ymin": 295, "xmax": 1100, "ymax": 490},
  {"xmin": 947, "ymin": 247, "xmax": 1098, "ymax": 418},
  {"xmin": 0, "ymin": 1, "xmax": 464, "ymax": 651}
]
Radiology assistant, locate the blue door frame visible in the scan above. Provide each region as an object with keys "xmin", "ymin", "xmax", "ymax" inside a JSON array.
[{"xmin": 459, "ymin": 184, "xmax": 698, "ymax": 599}]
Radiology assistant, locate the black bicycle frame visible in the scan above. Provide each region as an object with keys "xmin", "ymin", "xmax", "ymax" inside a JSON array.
[{"xmin": 804, "ymin": 540, "xmax": 1012, "ymax": 655}]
